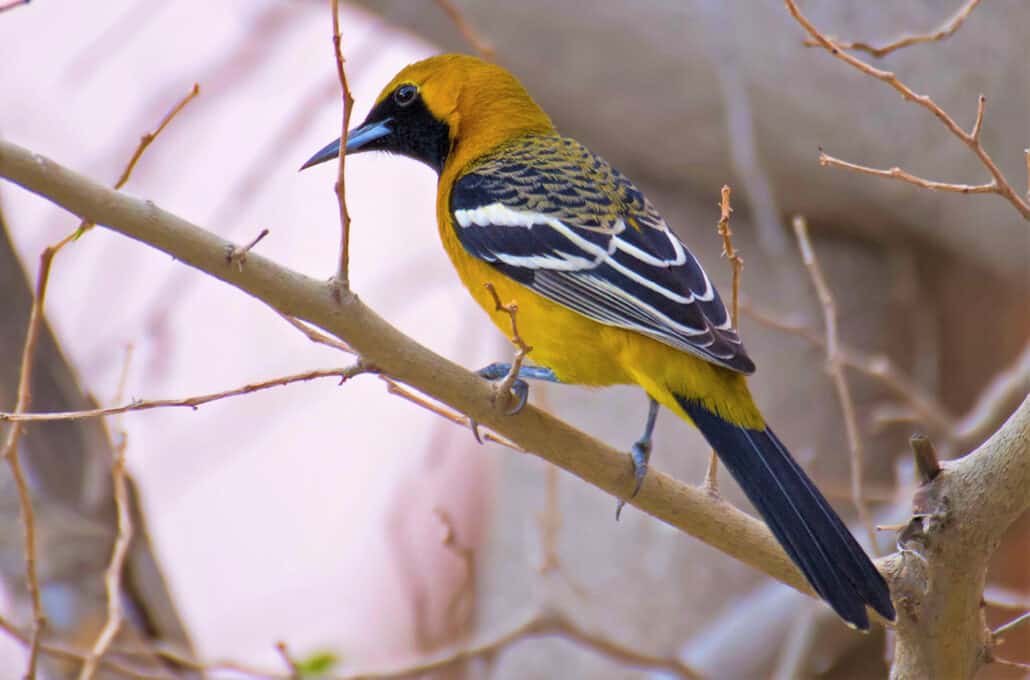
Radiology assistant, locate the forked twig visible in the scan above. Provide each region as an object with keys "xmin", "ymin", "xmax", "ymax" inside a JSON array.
[
  {"xmin": 483, "ymin": 282, "xmax": 533, "ymax": 413},
  {"xmin": 704, "ymin": 185, "xmax": 741, "ymax": 494},
  {"xmin": 434, "ymin": 0, "xmax": 495, "ymax": 59},
  {"xmin": 328, "ymin": 0, "xmax": 355, "ymax": 286},
  {"xmin": 785, "ymin": 0, "xmax": 1029, "ymax": 219},
  {"xmin": 802, "ymin": 0, "xmax": 982, "ymax": 58},
  {"xmin": 793, "ymin": 216, "xmax": 879, "ymax": 553},
  {"xmin": 77, "ymin": 437, "xmax": 133, "ymax": 680}
]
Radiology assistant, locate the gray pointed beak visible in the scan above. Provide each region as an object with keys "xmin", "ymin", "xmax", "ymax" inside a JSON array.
[{"xmin": 299, "ymin": 118, "xmax": 394, "ymax": 170}]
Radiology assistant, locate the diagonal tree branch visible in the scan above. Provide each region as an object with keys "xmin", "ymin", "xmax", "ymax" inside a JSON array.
[{"xmin": 0, "ymin": 138, "xmax": 824, "ymax": 603}]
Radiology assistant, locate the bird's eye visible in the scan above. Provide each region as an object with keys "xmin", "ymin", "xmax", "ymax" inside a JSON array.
[{"xmin": 394, "ymin": 84, "xmax": 418, "ymax": 107}]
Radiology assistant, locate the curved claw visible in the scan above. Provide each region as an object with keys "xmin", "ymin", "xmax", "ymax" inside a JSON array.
[
  {"xmin": 469, "ymin": 417, "xmax": 484, "ymax": 445},
  {"xmin": 615, "ymin": 440, "xmax": 652, "ymax": 521},
  {"xmin": 505, "ymin": 378, "xmax": 529, "ymax": 415}
]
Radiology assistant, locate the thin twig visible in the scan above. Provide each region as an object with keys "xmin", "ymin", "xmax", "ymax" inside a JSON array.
[
  {"xmin": 77, "ymin": 437, "xmax": 134, "ymax": 680},
  {"xmin": 275, "ymin": 641, "xmax": 302, "ymax": 680},
  {"xmin": 483, "ymin": 282, "xmax": 532, "ymax": 412},
  {"xmin": 329, "ymin": 0, "xmax": 355, "ymax": 286},
  {"xmin": 992, "ymin": 611, "xmax": 1030, "ymax": 639},
  {"xmin": 379, "ymin": 375, "xmax": 522, "ymax": 451},
  {"xmin": 225, "ymin": 228, "xmax": 270, "ymax": 271},
  {"xmin": 75, "ymin": 83, "xmax": 200, "ymax": 237},
  {"xmin": 277, "ymin": 312, "xmax": 355, "ymax": 355},
  {"xmin": 1, "ymin": 367, "xmax": 371, "ymax": 423},
  {"xmin": 705, "ymin": 185, "xmax": 740, "ymax": 494},
  {"xmin": 785, "ymin": 0, "xmax": 1029, "ymax": 219},
  {"xmin": 0, "ymin": 243, "xmax": 69, "ymax": 680},
  {"xmin": 802, "ymin": 0, "xmax": 982, "ymax": 58},
  {"xmin": 433, "ymin": 0, "xmax": 495, "ymax": 59},
  {"xmin": 0, "ymin": 613, "xmax": 172, "ymax": 680},
  {"xmin": 793, "ymin": 216, "xmax": 879, "ymax": 553},
  {"xmin": 739, "ymin": 299, "xmax": 957, "ymax": 438},
  {"xmin": 333, "ymin": 610, "xmax": 701, "ymax": 679},
  {"xmin": 952, "ymin": 344, "xmax": 1030, "ymax": 450},
  {"xmin": 819, "ymin": 150, "xmax": 997, "ymax": 195}
]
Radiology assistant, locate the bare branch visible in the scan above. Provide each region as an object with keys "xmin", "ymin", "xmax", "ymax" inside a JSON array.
[
  {"xmin": 819, "ymin": 150, "xmax": 997, "ymax": 195},
  {"xmin": 483, "ymin": 282, "xmax": 532, "ymax": 413},
  {"xmin": 329, "ymin": 0, "xmax": 355, "ymax": 285},
  {"xmin": 884, "ymin": 397, "xmax": 1030, "ymax": 678},
  {"xmin": 434, "ymin": 0, "xmax": 495, "ymax": 59},
  {"xmin": 793, "ymin": 216, "xmax": 878, "ymax": 552},
  {"xmin": 331, "ymin": 610, "xmax": 701, "ymax": 679},
  {"xmin": 379, "ymin": 375, "xmax": 522, "ymax": 451},
  {"xmin": 77, "ymin": 438, "xmax": 134, "ymax": 680},
  {"xmin": 76, "ymin": 83, "xmax": 200, "ymax": 237},
  {"xmin": 0, "ymin": 138, "xmax": 829, "ymax": 601},
  {"xmin": 802, "ymin": 0, "xmax": 982, "ymax": 58},
  {"xmin": 992, "ymin": 611, "xmax": 1030, "ymax": 640},
  {"xmin": 784, "ymin": 0, "xmax": 1030, "ymax": 219},
  {"xmin": 1, "ymin": 367, "xmax": 370, "ymax": 423},
  {"xmin": 705, "ymin": 185, "xmax": 740, "ymax": 494},
  {"xmin": 952, "ymin": 344, "xmax": 1030, "ymax": 450},
  {"xmin": 1, "ymin": 242, "xmax": 64, "ymax": 680}
]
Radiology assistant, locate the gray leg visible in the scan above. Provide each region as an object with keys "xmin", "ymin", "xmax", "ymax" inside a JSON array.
[
  {"xmin": 616, "ymin": 397, "xmax": 660, "ymax": 520},
  {"xmin": 475, "ymin": 363, "xmax": 559, "ymax": 415}
]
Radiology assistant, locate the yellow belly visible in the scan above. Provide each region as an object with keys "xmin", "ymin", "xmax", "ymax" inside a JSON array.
[{"xmin": 436, "ymin": 206, "xmax": 764, "ymax": 429}]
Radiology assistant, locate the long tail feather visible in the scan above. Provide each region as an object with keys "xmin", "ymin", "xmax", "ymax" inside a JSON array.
[{"xmin": 677, "ymin": 397, "xmax": 895, "ymax": 629}]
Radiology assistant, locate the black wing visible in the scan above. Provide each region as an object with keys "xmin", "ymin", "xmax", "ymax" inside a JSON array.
[{"xmin": 450, "ymin": 135, "xmax": 754, "ymax": 374}]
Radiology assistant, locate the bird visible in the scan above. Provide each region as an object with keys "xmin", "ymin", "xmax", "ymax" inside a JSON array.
[{"xmin": 301, "ymin": 53, "xmax": 895, "ymax": 630}]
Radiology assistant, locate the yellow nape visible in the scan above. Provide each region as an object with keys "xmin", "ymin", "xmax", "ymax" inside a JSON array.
[{"xmin": 375, "ymin": 54, "xmax": 555, "ymax": 173}]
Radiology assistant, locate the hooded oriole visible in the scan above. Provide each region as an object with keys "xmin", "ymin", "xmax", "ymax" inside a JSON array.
[{"xmin": 302, "ymin": 54, "xmax": 894, "ymax": 630}]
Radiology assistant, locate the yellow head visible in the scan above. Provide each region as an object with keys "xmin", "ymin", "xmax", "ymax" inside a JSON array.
[{"xmin": 301, "ymin": 54, "xmax": 554, "ymax": 174}]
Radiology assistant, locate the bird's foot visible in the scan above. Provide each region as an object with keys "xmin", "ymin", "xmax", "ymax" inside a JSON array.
[{"xmin": 615, "ymin": 438, "xmax": 651, "ymax": 521}]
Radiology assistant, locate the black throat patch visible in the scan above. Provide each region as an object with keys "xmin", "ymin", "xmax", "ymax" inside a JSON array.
[{"xmin": 354, "ymin": 96, "xmax": 451, "ymax": 174}]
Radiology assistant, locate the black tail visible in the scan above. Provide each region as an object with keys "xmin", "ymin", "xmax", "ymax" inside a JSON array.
[{"xmin": 677, "ymin": 397, "xmax": 895, "ymax": 629}]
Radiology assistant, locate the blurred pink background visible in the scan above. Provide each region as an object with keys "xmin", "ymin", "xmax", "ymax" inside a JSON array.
[{"xmin": 2, "ymin": 0, "xmax": 499, "ymax": 669}]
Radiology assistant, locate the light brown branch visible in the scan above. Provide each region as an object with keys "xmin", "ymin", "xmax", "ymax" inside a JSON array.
[
  {"xmin": 335, "ymin": 610, "xmax": 701, "ymax": 679},
  {"xmin": 705, "ymin": 185, "xmax": 741, "ymax": 494},
  {"xmin": 1, "ymin": 367, "xmax": 370, "ymax": 423},
  {"xmin": 75, "ymin": 83, "xmax": 200, "ymax": 238},
  {"xmin": 952, "ymin": 344, "xmax": 1030, "ymax": 450},
  {"xmin": 434, "ymin": 0, "xmax": 495, "ymax": 59},
  {"xmin": 483, "ymin": 282, "xmax": 532, "ymax": 413},
  {"xmin": 819, "ymin": 150, "xmax": 998, "ymax": 195},
  {"xmin": 1, "ymin": 243, "xmax": 64, "ymax": 680},
  {"xmin": 883, "ymin": 397, "xmax": 1030, "ymax": 679},
  {"xmin": 802, "ymin": 0, "xmax": 982, "ymax": 58},
  {"xmin": 785, "ymin": 0, "xmax": 1030, "ymax": 220},
  {"xmin": 0, "ymin": 613, "xmax": 171, "ymax": 680},
  {"xmin": 1, "ymin": 137, "xmax": 862, "ymax": 613},
  {"xmin": 379, "ymin": 375, "xmax": 521, "ymax": 451},
  {"xmin": 77, "ymin": 438, "xmax": 134, "ymax": 680},
  {"xmin": 329, "ymin": 0, "xmax": 355, "ymax": 285},
  {"xmin": 793, "ymin": 217, "xmax": 878, "ymax": 553}
]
